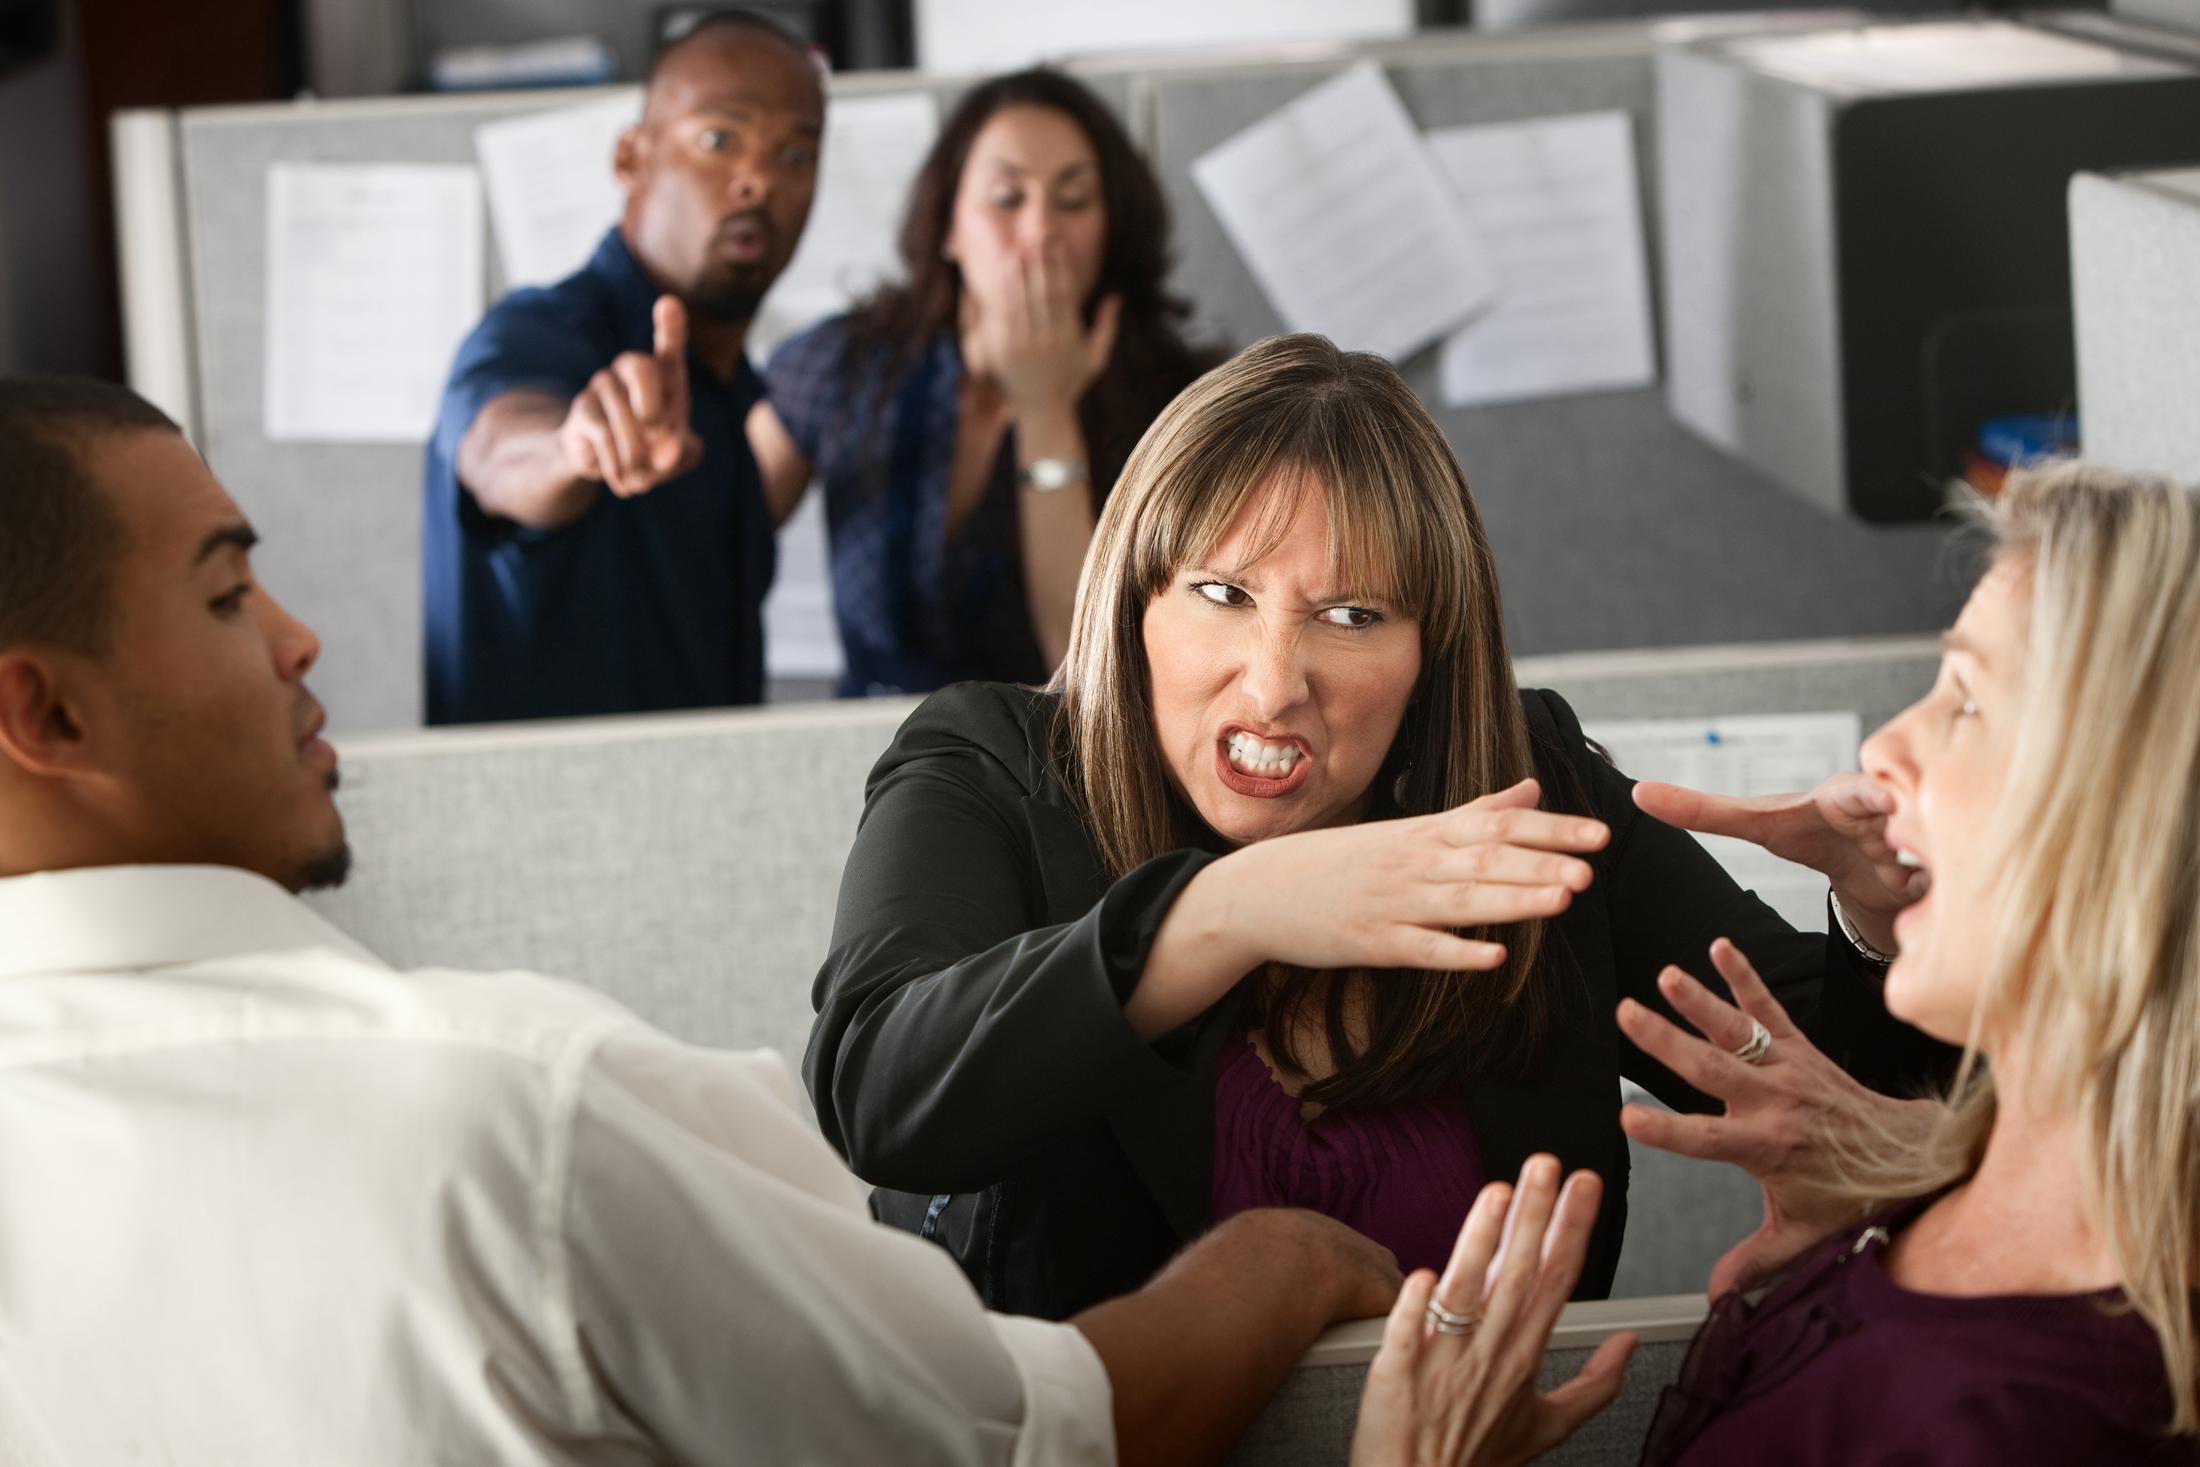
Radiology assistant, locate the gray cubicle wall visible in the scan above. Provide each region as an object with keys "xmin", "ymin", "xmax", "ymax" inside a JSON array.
[
  {"xmin": 1137, "ymin": 25, "xmax": 1974, "ymax": 663},
  {"xmin": 2071, "ymin": 166, "xmax": 2200, "ymax": 482},
  {"xmin": 153, "ymin": 28, "xmax": 1974, "ymax": 736}
]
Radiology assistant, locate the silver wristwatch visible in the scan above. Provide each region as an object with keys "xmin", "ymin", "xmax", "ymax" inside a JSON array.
[{"xmin": 1019, "ymin": 457, "xmax": 1089, "ymax": 493}]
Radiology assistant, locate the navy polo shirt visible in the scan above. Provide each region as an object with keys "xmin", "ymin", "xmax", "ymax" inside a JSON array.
[{"xmin": 422, "ymin": 230, "xmax": 773, "ymax": 725}]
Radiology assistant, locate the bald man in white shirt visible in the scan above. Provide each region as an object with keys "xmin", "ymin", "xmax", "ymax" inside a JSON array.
[{"xmin": 0, "ymin": 376, "xmax": 1408, "ymax": 1467}]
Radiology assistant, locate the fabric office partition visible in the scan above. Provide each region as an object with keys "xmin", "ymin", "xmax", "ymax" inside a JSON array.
[{"xmin": 2070, "ymin": 166, "xmax": 2200, "ymax": 482}]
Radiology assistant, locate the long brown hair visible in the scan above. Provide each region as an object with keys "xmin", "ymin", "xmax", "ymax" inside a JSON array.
[
  {"xmin": 842, "ymin": 68, "xmax": 1217, "ymax": 499},
  {"xmin": 1054, "ymin": 334, "xmax": 1553, "ymax": 1108}
]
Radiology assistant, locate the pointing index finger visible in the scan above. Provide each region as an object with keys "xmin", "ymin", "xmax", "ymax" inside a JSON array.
[{"xmin": 652, "ymin": 294, "xmax": 687, "ymax": 361}]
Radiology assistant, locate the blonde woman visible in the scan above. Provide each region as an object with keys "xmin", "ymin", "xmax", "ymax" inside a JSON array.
[
  {"xmin": 1549, "ymin": 464, "xmax": 2200, "ymax": 1463},
  {"xmin": 803, "ymin": 334, "xmax": 1941, "ymax": 1321}
]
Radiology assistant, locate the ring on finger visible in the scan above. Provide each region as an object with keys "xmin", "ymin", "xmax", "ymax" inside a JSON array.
[
  {"xmin": 1425, "ymin": 1299, "xmax": 1480, "ymax": 1337},
  {"xmin": 1733, "ymin": 1016, "xmax": 1772, "ymax": 1066}
]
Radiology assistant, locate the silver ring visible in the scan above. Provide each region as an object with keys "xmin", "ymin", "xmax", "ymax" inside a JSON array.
[
  {"xmin": 1425, "ymin": 1299, "xmax": 1479, "ymax": 1337},
  {"xmin": 1733, "ymin": 1017, "xmax": 1772, "ymax": 1066}
]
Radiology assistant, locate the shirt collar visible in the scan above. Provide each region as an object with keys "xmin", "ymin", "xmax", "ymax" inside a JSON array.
[{"xmin": 0, "ymin": 865, "xmax": 382, "ymax": 979}]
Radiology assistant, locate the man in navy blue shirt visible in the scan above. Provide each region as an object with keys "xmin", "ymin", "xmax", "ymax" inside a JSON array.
[{"xmin": 423, "ymin": 13, "xmax": 822, "ymax": 724}]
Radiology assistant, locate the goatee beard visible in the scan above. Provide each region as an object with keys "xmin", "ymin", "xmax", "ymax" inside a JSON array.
[{"xmin": 688, "ymin": 275, "xmax": 768, "ymax": 324}]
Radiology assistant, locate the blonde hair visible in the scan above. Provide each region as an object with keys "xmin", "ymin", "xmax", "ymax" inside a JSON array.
[
  {"xmin": 1841, "ymin": 462, "xmax": 2200, "ymax": 1432},
  {"xmin": 1053, "ymin": 333, "xmax": 1554, "ymax": 1107}
]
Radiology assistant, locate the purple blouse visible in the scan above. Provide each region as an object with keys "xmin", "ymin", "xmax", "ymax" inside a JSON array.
[
  {"xmin": 1210, "ymin": 1035, "xmax": 1486, "ymax": 1275},
  {"xmin": 1648, "ymin": 1199, "xmax": 2196, "ymax": 1466}
]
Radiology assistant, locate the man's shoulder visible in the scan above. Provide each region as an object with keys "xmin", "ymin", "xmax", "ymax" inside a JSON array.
[{"xmin": 462, "ymin": 271, "xmax": 628, "ymax": 369}]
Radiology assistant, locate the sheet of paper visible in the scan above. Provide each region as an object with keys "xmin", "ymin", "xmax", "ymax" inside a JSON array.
[
  {"xmin": 749, "ymin": 92, "xmax": 942, "ymax": 361},
  {"xmin": 1190, "ymin": 60, "xmax": 1500, "ymax": 363},
  {"xmin": 1732, "ymin": 21, "xmax": 2138, "ymax": 96},
  {"xmin": 264, "ymin": 162, "xmax": 483, "ymax": 443},
  {"xmin": 1427, "ymin": 111, "xmax": 1657, "ymax": 409},
  {"xmin": 474, "ymin": 91, "xmax": 641, "ymax": 290},
  {"xmin": 1580, "ymin": 712, "xmax": 1862, "ymax": 932},
  {"xmin": 762, "ymin": 486, "xmax": 845, "ymax": 683}
]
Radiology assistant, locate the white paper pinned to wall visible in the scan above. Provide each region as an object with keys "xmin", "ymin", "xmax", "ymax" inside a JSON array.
[
  {"xmin": 1428, "ymin": 111, "xmax": 1657, "ymax": 409},
  {"xmin": 1190, "ymin": 60, "xmax": 1500, "ymax": 362},
  {"xmin": 264, "ymin": 162, "xmax": 484, "ymax": 444},
  {"xmin": 1581, "ymin": 711, "xmax": 1863, "ymax": 932},
  {"xmin": 474, "ymin": 90, "xmax": 642, "ymax": 291},
  {"xmin": 749, "ymin": 91, "xmax": 941, "ymax": 361}
]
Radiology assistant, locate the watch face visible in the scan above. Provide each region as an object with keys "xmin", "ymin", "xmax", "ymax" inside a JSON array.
[{"xmin": 1024, "ymin": 458, "xmax": 1087, "ymax": 491}]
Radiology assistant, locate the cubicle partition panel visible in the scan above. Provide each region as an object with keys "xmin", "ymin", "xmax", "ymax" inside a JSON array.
[
  {"xmin": 306, "ymin": 694, "xmax": 923, "ymax": 1063},
  {"xmin": 2070, "ymin": 166, "xmax": 2200, "ymax": 482},
  {"xmin": 177, "ymin": 88, "xmax": 606, "ymax": 735}
]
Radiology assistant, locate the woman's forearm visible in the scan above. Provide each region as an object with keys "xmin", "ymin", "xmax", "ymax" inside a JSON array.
[
  {"xmin": 1014, "ymin": 403, "xmax": 1097, "ymax": 671},
  {"xmin": 1128, "ymin": 858, "xmax": 1265, "ymax": 1041}
]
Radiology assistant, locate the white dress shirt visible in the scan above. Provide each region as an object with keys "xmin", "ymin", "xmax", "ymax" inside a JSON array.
[{"xmin": 0, "ymin": 865, "xmax": 1113, "ymax": 1467}]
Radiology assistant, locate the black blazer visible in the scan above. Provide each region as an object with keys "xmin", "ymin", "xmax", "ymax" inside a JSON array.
[{"xmin": 806, "ymin": 683, "xmax": 1949, "ymax": 1320}]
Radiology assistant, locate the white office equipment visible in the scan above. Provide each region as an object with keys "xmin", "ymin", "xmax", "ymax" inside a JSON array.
[
  {"xmin": 263, "ymin": 162, "xmax": 483, "ymax": 442},
  {"xmin": 1658, "ymin": 19, "xmax": 2197, "ymax": 521},
  {"xmin": 1427, "ymin": 110, "xmax": 1656, "ymax": 408},
  {"xmin": 749, "ymin": 91, "xmax": 940, "ymax": 360},
  {"xmin": 474, "ymin": 90, "xmax": 641, "ymax": 290},
  {"xmin": 1190, "ymin": 60, "xmax": 1500, "ymax": 363},
  {"xmin": 1582, "ymin": 711, "xmax": 1861, "ymax": 931}
]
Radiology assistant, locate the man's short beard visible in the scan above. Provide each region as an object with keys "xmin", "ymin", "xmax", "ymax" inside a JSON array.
[
  {"xmin": 687, "ymin": 270, "xmax": 770, "ymax": 324},
  {"xmin": 297, "ymin": 840, "xmax": 353, "ymax": 892},
  {"xmin": 296, "ymin": 764, "xmax": 349, "ymax": 891}
]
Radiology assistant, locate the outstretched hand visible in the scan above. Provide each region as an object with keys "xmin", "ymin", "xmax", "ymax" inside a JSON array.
[
  {"xmin": 1351, "ymin": 1158, "xmax": 1634, "ymax": 1467},
  {"xmin": 558, "ymin": 294, "xmax": 705, "ymax": 498},
  {"xmin": 1616, "ymin": 939, "xmax": 1935, "ymax": 1298},
  {"xmin": 1632, "ymin": 772, "xmax": 1921, "ymax": 956},
  {"xmin": 1130, "ymin": 780, "xmax": 1609, "ymax": 1040}
]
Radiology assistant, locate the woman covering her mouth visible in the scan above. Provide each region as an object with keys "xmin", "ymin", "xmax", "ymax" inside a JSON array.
[{"xmin": 802, "ymin": 333, "xmax": 1947, "ymax": 1320}]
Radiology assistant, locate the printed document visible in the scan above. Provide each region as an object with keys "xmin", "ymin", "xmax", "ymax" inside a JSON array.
[
  {"xmin": 749, "ymin": 91, "xmax": 941, "ymax": 360},
  {"xmin": 1190, "ymin": 60, "xmax": 1500, "ymax": 363},
  {"xmin": 1581, "ymin": 712, "xmax": 1862, "ymax": 932},
  {"xmin": 1427, "ymin": 111, "xmax": 1657, "ymax": 409},
  {"xmin": 474, "ymin": 90, "xmax": 642, "ymax": 290},
  {"xmin": 264, "ymin": 162, "xmax": 483, "ymax": 443}
]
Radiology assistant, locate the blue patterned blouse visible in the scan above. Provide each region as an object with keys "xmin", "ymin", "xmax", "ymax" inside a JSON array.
[{"xmin": 765, "ymin": 316, "xmax": 1047, "ymax": 697}]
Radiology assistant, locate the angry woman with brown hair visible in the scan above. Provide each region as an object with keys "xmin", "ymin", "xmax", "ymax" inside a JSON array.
[{"xmin": 804, "ymin": 333, "xmax": 1943, "ymax": 1320}]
